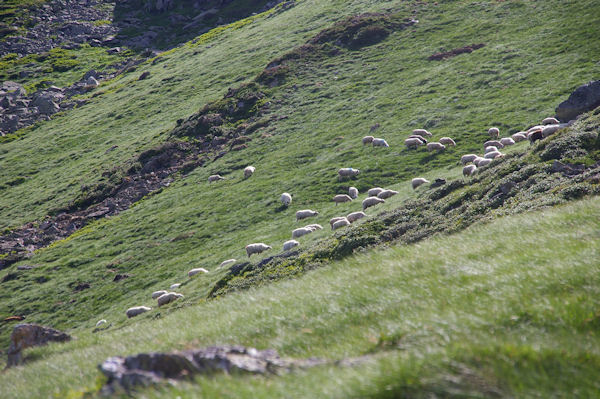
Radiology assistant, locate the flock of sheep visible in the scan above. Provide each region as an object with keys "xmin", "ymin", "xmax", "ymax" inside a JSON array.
[{"xmin": 115, "ymin": 116, "xmax": 568, "ymax": 322}]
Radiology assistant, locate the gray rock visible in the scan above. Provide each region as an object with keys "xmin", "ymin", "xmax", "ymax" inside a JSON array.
[
  {"xmin": 7, "ymin": 324, "xmax": 71, "ymax": 367},
  {"xmin": 86, "ymin": 76, "xmax": 99, "ymax": 87},
  {"xmin": 556, "ymin": 80, "xmax": 600, "ymax": 122},
  {"xmin": 33, "ymin": 94, "xmax": 60, "ymax": 115}
]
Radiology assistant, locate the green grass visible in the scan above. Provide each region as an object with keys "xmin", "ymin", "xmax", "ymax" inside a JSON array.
[{"xmin": 1, "ymin": 197, "xmax": 599, "ymax": 397}]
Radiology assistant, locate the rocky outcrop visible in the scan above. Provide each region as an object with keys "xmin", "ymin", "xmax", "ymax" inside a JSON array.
[
  {"xmin": 6, "ymin": 324, "xmax": 71, "ymax": 367},
  {"xmin": 556, "ymin": 80, "xmax": 600, "ymax": 122}
]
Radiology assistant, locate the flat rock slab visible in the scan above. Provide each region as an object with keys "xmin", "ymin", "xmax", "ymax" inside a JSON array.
[
  {"xmin": 6, "ymin": 323, "xmax": 71, "ymax": 367},
  {"xmin": 99, "ymin": 345, "xmax": 327, "ymax": 393}
]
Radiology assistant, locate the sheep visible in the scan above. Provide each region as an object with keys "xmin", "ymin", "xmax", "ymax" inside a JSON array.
[
  {"xmin": 461, "ymin": 154, "xmax": 478, "ymax": 164},
  {"xmin": 405, "ymin": 137, "xmax": 424, "ymax": 149},
  {"xmin": 96, "ymin": 319, "xmax": 107, "ymax": 327},
  {"xmin": 292, "ymin": 227, "xmax": 314, "ymax": 239},
  {"xmin": 347, "ymin": 211, "xmax": 367, "ymax": 223},
  {"xmin": 478, "ymin": 158, "xmax": 493, "ymax": 167},
  {"xmin": 151, "ymin": 290, "xmax": 168, "ymax": 299},
  {"xmin": 338, "ymin": 168, "xmax": 360, "ymax": 178},
  {"xmin": 333, "ymin": 194, "xmax": 353, "ymax": 205},
  {"xmin": 408, "ymin": 135, "xmax": 428, "ymax": 144},
  {"xmin": 412, "ymin": 129, "xmax": 432, "ymax": 137},
  {"xmin": 283, "ymin": 240, "xmax": 300, "ymax": 251},
  {"xmin": 541, "ymin": 124, "xmax": 562, "ymax": 138},
  {"xmin": 362, "ymin": 196, "xmax": 385, "ymax": 210},
  {"xmin": 280, "ymin": 193, "xmax": 292, "ymax": 207},
  {"xmin": 296, "ymin": 209, "xmax": 319, "ymax": 221},
  {"xmin": 484, "ymin": 151, "xmax": 502, "ymax": 159},
  {"xmin": 512, "ymin": 132, "xmax": 527, "ymax": 142},
  {"xmin": 362, "ymin": 136, "xmax": 374, "ymax": 145},
  {"xmin": 157, "ymin": 292, "xmax": 184, "ymax": 307},
  {"xmin": 528, "ymin": 130, "xmax": 543, "ymax": 144},
  {"xmin": 330, "ymin": 217, "xmax": 347, "ymax": 228},
  {"xmin": 484, "ymin": 140, "xmax": 504, "ymax": 148},
  {"xmin": 427, "ymin": 142, "xmax": 445, "ymax": 152},
  {"xmin": 463, "ymin": 164, "xmax": 477, "ymax": 176},
  {"xmin": 484, "ymin": 146, "xmax": 498, "ymax": 154},
  {"xmin": 439, "ymin": 137, "xmax": 456, "ymax": 146},
  {"xmin": 305, "ymin": 224, "xmax": 323, "ymax": 230},
  {"xmin": 126, "ymin": 306, "xmax": 151, "ymax": 318},
  {"xmin": 245, "ymin": 243, "xmax": 272, "ymax": 257},
  {"xmin": 542, "ymin": 117, "xmax": 560, "ymax": 125},
  {"xmin": 349, "ymin": 186, "xmax": 359, "ymax": 199},
  {"xmin": 332, "ymin": 218, "xmax": 351, "ymax": 230},
  {"xmin": 473, "ymin": 156, "xmax": 485, "ymax": 166},
  {"xmin": 208, "ymin": 174, "xmax": 224, "ymax": 182},
  {"xmin": 170, "ymin": 283, "xmax": 181, "ymax": 289},
  {"xmin": 188, "ymin": 268, "xmax": 208, "ymax": 277},
  {"xmin": 412, "ymin": 178, "xmax": 429, "ymax": 189},
  {"xmin": 372, "ymin": 138, "xmax": 389, "ymax": 147},
  {"xmin": 243, "ymin": 166, "xmax": 255, "ymax": 179},
  {"xmin": 368, "ymin": 187, "xmax": 384, "ymax": 197},
  {"xmin": 500, "ymin": 137, "xmax": 515, "ymax": 146},
  {"xmin": 377, "ymin": 189, "xmax": 398, "ymax": 199},
  {"xmin": 527, "ymin": 125, "xmax": 544, "ymax": 134},
  {"xmin": 219, "ymin": 259, "xmax": 236, "ymax": 268},
  {"xmin": 488, "ymin": 127, "xmax": 500, "ymax": 139}
]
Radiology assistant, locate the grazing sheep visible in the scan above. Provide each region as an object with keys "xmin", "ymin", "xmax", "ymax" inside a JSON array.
[
  {"xmin": 362, "ymin": 136, "xmax": 374, "ymax": 145},
  {"xmin": 412, "ymin": 178, "xmax": 429, "ymax": 189},
  {"xmin": 126, "ymin": 306, "xmax": 151, "ymax": 318},
  {"xmin": 542, "ymin": 117, "xmax": 560, "ymax": 125},
  {"xmin": 243, "ymin": 166, "xmax": 255, "ymax": 179},
  {"xmin": 170, "ymin": 283, "xmax": 181, "ymax": 289},
  {"xmin": 527, "ymin": 125, "xmax": 544, "ymax": 134},
  {"xmin": 500, "ymin": 137, "xmax": 515, "ymax": 146},
  {"xmin": 280, "ymin": 193, "xmax": 292, "ymax": 207},
  {"xmin": 338, "ymin": 168, "xmax": 360, "ymax": 178},
  {"xmin": 362, "ymin": 196, "xmax": 385, "ymax": 210},
  {"xmin": 333, "ymin": 194, "xmax": 353, "ymax": 205},
  {"xmin": 157, "ymin": 292, "xmax": 183, "ymax": 307},
  {"xmin": 484, "ymin": 140, "xmax": 503, "ymax": 148},
  {"xmin": 349, "ymin": 186, "xmax": 359, "ymax": 199},
  {"xmin": 412, "ymin": 129, "xmax": 432, "ymax": 137},
  {"xmin": 408, "ymin": 135, "xmax": 428, "ymax": 144},
  {"xmin": 330, "ymin": 217, "xmax": 347, "ymax": 228},
  {"xmin": 368, "ymin": 187, "xmax": 384, "ymax": 197},
  {"xmin": 219, "ymin": 259, "xmax": 236, "ymax": 268},
  {"xmin": 151, "ymin": 290, "xmax": 168, "ymax": 299},
  {"xmin": 439, "ymin": 137, "xmax": 456, "ymax": 146},
  {"xmin": 283, "ymin": 240, "xmax": 300, "ymax": 251},
  {"xmin": 488, "ymin": 127, "xmax": 500, "ymax": 139},
  {"xmin": 245, "ymin": 243, "xmax": 272, "ymax": 257},
  {"xmin": 208, "ymin": 174, "xmax": 224, "ymax": 182},
  {"xmin": 405, "ymin": 137, "xmax": 425, "ymax": 149},
  {"xmin": 296, "ymin": 209, "xmax": 319, "ymax": 221},
  {"xmin": 188, "ymin": 268, "xmax": 208, "ymax": 277},
  {"xmin": 484, "ymin": 151, "xmax": 502, "ymax": 159},
  {"xmin": 292, "ymin": 227, "xmax": 314, "ymax": 239},
  {"xmin": 478, "ymin": 158, "xmax": 493, "ymax": 167},
  {"xmin": 512, "ymin": 132, "xmax": 527, "ymax": 142},
  {"xmin": 96, "ymin": 319, "xmax": 107, "ymax": 327},
  {"xmin": 473, "ymin": 156, "xmax": 486, "ymax": 166},
  {"xmin": 305, "ymin": 224, "xmax": 323, "ymax": 230},
  {"xmin": 427, "ymin": 142, "xmax": 446, "ymax": 152},
  {"xmin": 461, "ymin": 154, "xmax": 478, "ymax": 164},
  {"xmin": 377, "ymin": 189, "xmax": 398, "ymax": 199},
  {"xmin": 463, "ymin": 164, "xmax": 477, "ymax": 177},
  {"xmin": 484, "ymin": 146, "xmax": 498, "ymax": 154},
  {"xmin": 528, "ymin": 130, "xmax": 543, "ymax": 144},
  {"xmin": 372, "ymin": 138, "xmax": 389, "ymax": 147},
  {"xmin": 347, "ymin": 211, "xmax": 367, "ymax": 223},
  {"xmin": 332, "ymin": 218, "xmax": 351, "ymax": 230},
  {"xmin": 541, "ymin": 124, "xmax": 562, "ymax": 137}
]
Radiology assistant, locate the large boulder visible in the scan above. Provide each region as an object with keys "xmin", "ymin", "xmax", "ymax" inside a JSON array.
[
  {"xmin": 32, "ymin": 94, "xmax": 60, "ymax": 115},
  {"xmin": 556, "ymin": 80, "xmax": 600, "ymax": 122},
  {"xmin": 7, "ymin": 324, "xmax": 71, "ymax": 367}
]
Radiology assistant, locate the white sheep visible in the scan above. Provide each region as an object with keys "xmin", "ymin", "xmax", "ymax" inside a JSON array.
[
  {"xmin": 157, "ymin": 292, "xmax": 183, "ymax": 307},
  {"xmin": 296, "ymin": 209, "xmax": 319, "ymax": 221},
  {"xmin": 463, "ymin": 164, "xmax": 477, "ymax": 177},
  {"xmin": 292, "ymin": 227, "xmax": 314, "ymax": 239},
  {"xmin": 362, "ymin": 136, "xmax": 374, "ymax": 145},
  {"xmin": 439, "ymin": 137, "xmax": 456, "ymax": 146},
  {"xmin": 188, "ymin": 268, "xmax": 208, "ymax": 277},
  {"xmin": 473, "ymin": 156, "xmax": 486, "ymax": 166},
  {"xmin": 329, "ymin": 217, "xmax": 347, "ymax": 228},
  {"xmin": 332, "ymin": 218, "xmax": 351, "ymax": 230},
  {"xmin": 478, "ymin": 158, "xmax": 493, "ymax": 167},
  {"xmin": 484, "ymin": 140, "xmax": 504, "ymax": 148},
  {"xmin": 338, "ymin": 168, "xmax": 360, "ymax": 178},
  {"xmin": 333, "ymin": 194, "xmax": 353, "ymax": 205},
  {"xmin": 283, "ymin": 240, "xmax": 300, "ymax": 251},
  {"xmin": 372, "ymin": 138, "xmax": 389, "ymax": 147},
  {"xmin": 500, "ymin": 137, "xmax": 515, "ymax": 146},
  {"xmin": 219, "ymin": 259, "xmax": 236, "ymax": 268},
  {"xmin": 527, "ymin": 125, "xmax": 544, "ymax": 134},
  {"xmin": 461, "ymin": 154, "xmax": 478, "ymax": 164},
  {"xmin": 151, "ymin": 290, "xmax": 168, "ymax": 299},
  {"xmin": 349, "ymin": 186, "xmax": 359, "ymax": 199},
  {"xmin": 377, "ymin": 189, "xmax": 398, "ymax": 199},
  {"xmin": 243, "ymin": 166, "xmax": 255, "ymax": 179},
  {"xmin": 488, "ymin": 127, "xmax": 500, "ymax": 139},
  {"xmin": 542, "ymin": 117, "xmax": 559, "ymax": 125},
  {"xmin": 512, "ymin": 132, "xmax": 527, "ymax": 142},
  {"xmin": 362, "ymin": 196, "xmax": 385, "ymax": 209},
  {"xmin": 411, "ymin": 178, "xmax": 429, "ymax": 189},
  {"xmin": 280, "ymin": 193, "xmax": 292, "ymax": 207},
  {"xmin": 304, "ymin": 224, "xmax": 323, "ymax": 230},
  {"xmin": 96, "ymin": 319, "xmax": 107, "ymax": 327},
  {"xmin": 484, "ymin": 146, "xmax": 498, "ymax": 154},
  {"xmin": 405, "ymin": 137, "xmax": 424, "ymax": 149},
  {"xmin": 245, "ymin": 243, "xmax": 272, "ymax": 257},
  {"xmin": 170, "ymin": 283, "xmax": 181, "ymax": 289},
  {"xmin": 368, "ymin": 187, "xmax": 384, "ymax": 197},
  {"xmin": 484, "ymin": 151, "xmax": 502, "ymax": 159},
  {"xmin": 347, "ymin": 211, "xmax": 367, "ymax": 223},
  {"xmin": 427, "ymin": 142, "xmax": 445, "ymax": 152},
  {"xmin": 408, "ymin": 135, "xmax": 428, "ymax": 143},
  {"xmin": 412, "ymin": 129, "xmax": 432, "ymax": 137},
  {"xmin": 208, "ymin": 174, "xmax": 224, "ymax": 182},
  {"xmin": 126, "ymin": 306, "xmax": 151, "ymax": 318},
  {"xmin": 541, "ymin": 124, "xmax": 563, "ymax": 137}
]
